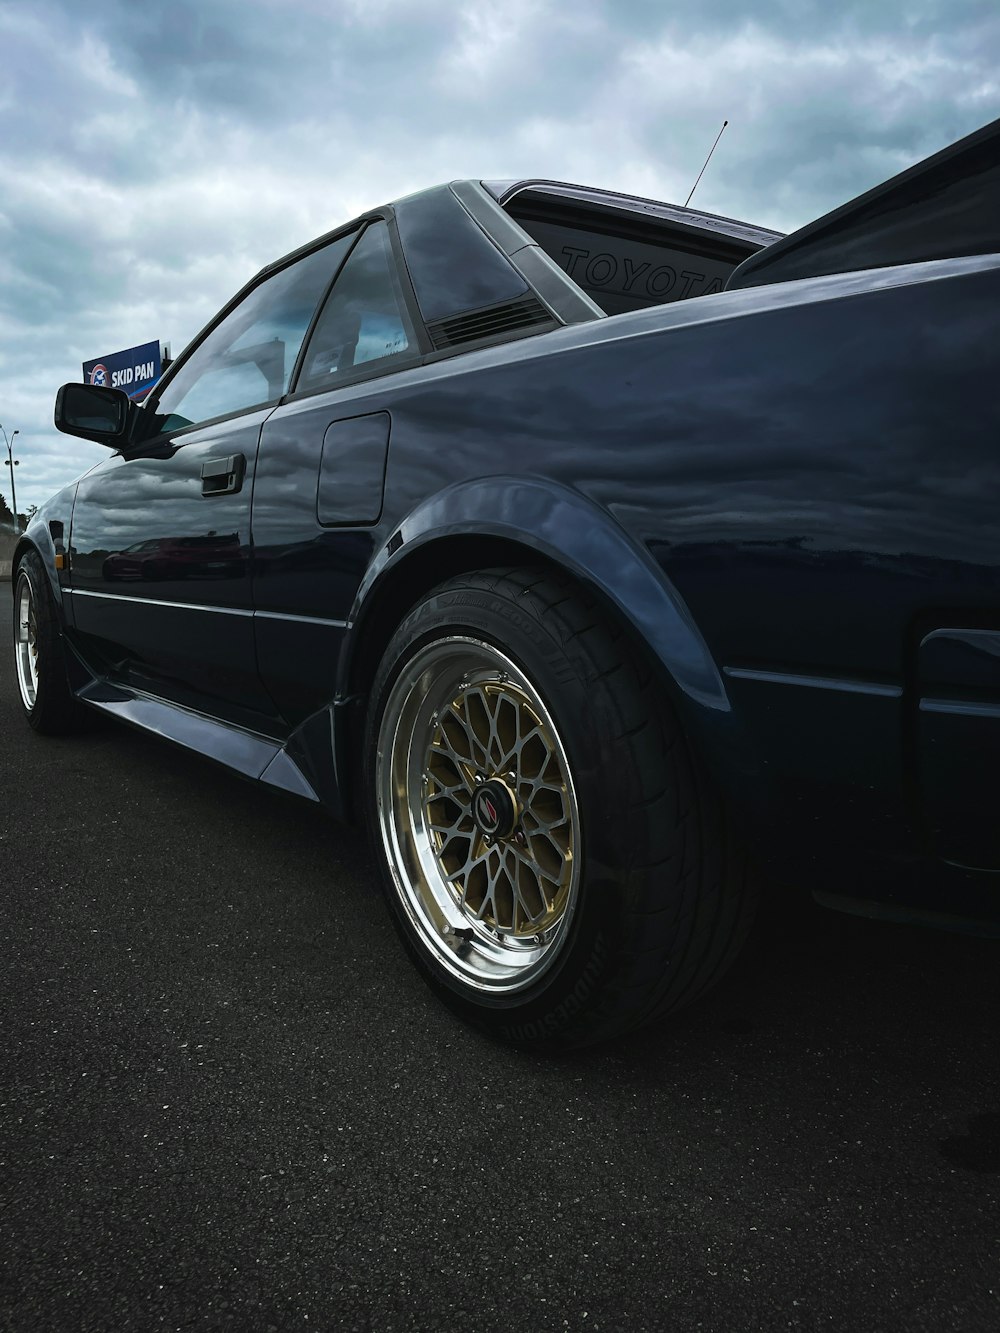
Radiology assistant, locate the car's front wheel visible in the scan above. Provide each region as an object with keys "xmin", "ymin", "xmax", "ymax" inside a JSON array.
[
  {"xmin": 366, "ymin": 567, "xmax": 755, "ymax": 1049},
  {"xmin": 13, "ymin": 550, "xmax": 82, "ymax": 735}
]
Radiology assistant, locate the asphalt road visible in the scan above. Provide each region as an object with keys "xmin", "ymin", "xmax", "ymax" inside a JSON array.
[{"xmin": 1, "ymin": 583, "xmax": 998, "ymax": 1333}]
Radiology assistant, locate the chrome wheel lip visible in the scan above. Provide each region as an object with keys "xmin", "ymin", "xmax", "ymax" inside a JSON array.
[
  {"xmin": 376, "ymin": 635, "xmax": 581, "ymax": 995},
  {"xmin": 14, "ymin": 573, "xmax": 38, "ymax": 712}
]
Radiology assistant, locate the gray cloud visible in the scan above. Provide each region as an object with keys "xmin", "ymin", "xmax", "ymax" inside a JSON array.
[{"xmin": 0, "ymin": 0, "xmax": 997, "ymax": 511}]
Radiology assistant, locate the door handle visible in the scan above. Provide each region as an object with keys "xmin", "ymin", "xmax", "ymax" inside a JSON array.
[{"xmin": 201, "ymin": 454, "xmax": 246, "ymax": 496}]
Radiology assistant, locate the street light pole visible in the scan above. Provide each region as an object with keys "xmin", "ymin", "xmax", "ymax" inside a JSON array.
[{"xmin": 1, "ymin": 423, "xmax": 21, "ymax": 532}]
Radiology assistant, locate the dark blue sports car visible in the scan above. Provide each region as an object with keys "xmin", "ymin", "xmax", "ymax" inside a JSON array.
[{"xmin": 14, "ymin": 116, "xmax": 1000, "ymax": 1047}]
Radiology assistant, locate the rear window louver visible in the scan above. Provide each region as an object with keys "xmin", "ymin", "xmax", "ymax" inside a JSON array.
[{"xmin": 426, "ymin": 295, "xmax": 552, "ymax": 350}]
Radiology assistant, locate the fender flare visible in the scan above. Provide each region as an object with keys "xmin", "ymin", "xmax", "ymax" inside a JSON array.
[
  {"xmin": 12, "ymin": 520, "xmax": 67, "ymax": 619},
  {"xmin": 12, "ymin": 481, "xmax": 81, "ymax": 625},
  {"xmin": 338, "ymin": 477, "xmax": 776, "ymax": 825},
  {"xmin": 343, "ymin": 475, "xmax": 730, "ymax": 715}
]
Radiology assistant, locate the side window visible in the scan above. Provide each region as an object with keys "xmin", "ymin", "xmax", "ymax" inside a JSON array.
[
  {"xmin": 150, "ymin": 232, "xmax": 355, "ymax": 433},
  {"xmin": 297, "ymin": 222, "xmax": 417, "ymax": 393}
]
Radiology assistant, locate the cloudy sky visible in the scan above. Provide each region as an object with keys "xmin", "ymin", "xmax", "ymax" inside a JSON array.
[{"xmin": 1, "ymin": 0, "xmax": 998, "ymax": 513}]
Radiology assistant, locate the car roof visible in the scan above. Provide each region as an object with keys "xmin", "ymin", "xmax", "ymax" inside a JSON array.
[{"xmin": 482, "ymin": 179, "xmax": 784, "ymax": 251}]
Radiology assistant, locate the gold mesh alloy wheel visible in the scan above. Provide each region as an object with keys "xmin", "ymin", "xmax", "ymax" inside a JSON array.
[{"xmin": 376, "ymin": 636, "xmax": 581, "ymax": 993}]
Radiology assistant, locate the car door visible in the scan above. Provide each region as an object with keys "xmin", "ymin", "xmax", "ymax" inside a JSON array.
[
  {"xmin": 251, "ymin": 219, "xmax": 424, "ymax": 725},
  {"xmin": 67, "ymin": 233, "xmax": 354, "ymax": 731}
]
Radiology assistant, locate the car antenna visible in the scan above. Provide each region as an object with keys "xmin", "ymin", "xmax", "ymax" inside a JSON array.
[{"xmin": 685, "ymin": 119, "xmax": 729, "ymax": 208}]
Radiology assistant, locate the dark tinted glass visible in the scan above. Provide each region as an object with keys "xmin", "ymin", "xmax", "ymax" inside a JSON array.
[
  {"xmin": 513, "ymin": 217, "xmax": 736, "ymax": 314},
  {"xmin": 151, "ymin": 233, "xmax": 354, "ymax": 432},
  {"xmin": 297, "ymin": 223, "xmax": 416, "ymax": 392},
  {"xmin": 393, "ymin": 187, "xmax": 528, "ymax": 323}
]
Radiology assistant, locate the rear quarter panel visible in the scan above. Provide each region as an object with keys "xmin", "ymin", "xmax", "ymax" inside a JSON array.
[{"xmin": 349, "ymin": 254, "xmax": 1000, "ymax": 909}]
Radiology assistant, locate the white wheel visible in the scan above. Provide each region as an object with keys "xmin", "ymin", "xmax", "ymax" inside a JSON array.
[
  {"xmin": 14, "ymin": 571, "xmax": 39, "ymax": 711},
  {"xmin": 12, "ymin": 551, "xmax": 81, "ymax": 734}
]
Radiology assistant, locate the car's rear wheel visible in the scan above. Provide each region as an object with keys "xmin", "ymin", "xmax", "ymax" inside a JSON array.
[
  {"xmin": 13, "ymin": 550, "xmax": 82, "ymax": 734},
  {"xmin": 366, "ymin": 567, "xmax": 756, "ymax": 1049}
]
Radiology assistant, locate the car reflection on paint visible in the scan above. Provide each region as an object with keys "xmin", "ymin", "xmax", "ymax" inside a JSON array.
[{"xmin": 102, "ymin": 534, "xmax": 243, "ymax": 582}]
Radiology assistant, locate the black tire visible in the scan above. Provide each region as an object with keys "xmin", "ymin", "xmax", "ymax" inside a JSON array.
[
  {"xmin": 12, "ymin": 550, "xmax": 83, "ymax": 735},
  {"xmin": 365, "ymin": 567, "xmax": 756, "ymax": 1050}
]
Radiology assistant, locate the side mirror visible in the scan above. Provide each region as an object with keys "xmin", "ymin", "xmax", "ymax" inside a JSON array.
[{"xmin": 54, "ymin": 383, "xmax": 131, "ymax": 446}]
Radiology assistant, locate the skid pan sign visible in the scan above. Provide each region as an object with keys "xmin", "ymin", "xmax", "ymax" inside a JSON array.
[{"xmin": 83, "ymin": 340, "xmax": 164, "ymax": 400}]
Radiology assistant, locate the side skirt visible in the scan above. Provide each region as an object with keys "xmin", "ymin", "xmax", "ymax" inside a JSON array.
[{"xmin": 74, "ymin": 671, "xmax": 355, "ymax": 821}]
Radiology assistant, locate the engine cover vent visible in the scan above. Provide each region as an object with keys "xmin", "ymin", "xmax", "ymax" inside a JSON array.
[{"xmin": 426, "ymin": 295, "xmax": 553, "ymax": 350}]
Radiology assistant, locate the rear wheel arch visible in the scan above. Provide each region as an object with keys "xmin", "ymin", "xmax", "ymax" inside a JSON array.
[
  {"xmin": 339, "ymin": 526, "xmax": 742, "ymax": 824},
  {"xmin": 339, "ymin": 534, "xmax": 692, "ymax": 771},
  {"xmin": 343, "ymin": 534, "xmax": 559, "ymax": 703},
  {"xmin": 341, "ymin": 477, "xmax": 730, "ymax": 719}
]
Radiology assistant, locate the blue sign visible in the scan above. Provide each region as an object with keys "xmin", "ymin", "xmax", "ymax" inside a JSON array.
[{"xmin": 83, "ymin": 340, "xmax": 164, "ymax": 401}]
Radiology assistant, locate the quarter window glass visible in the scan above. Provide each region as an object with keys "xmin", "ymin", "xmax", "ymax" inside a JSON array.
[
  {"xmin": 151, "ymin": 233, "xmax": 355, "ymax": 432},
  {"xmin": 298, "ymin": 223, "xmax": 415, "ymax": 391}
]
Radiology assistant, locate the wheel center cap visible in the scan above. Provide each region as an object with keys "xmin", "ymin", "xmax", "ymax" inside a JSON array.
[{"xmin": 473, "ymin": 779, "xmax": 517, "ymax": 839}]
